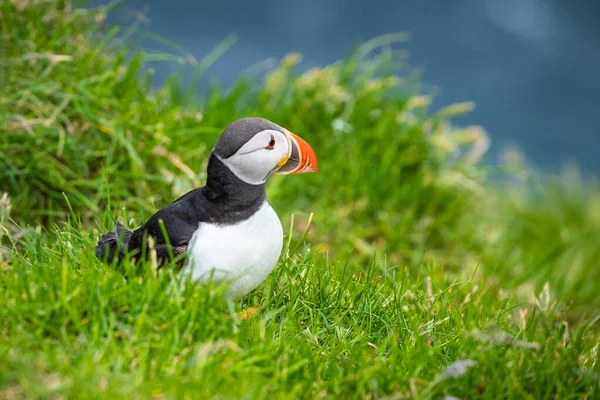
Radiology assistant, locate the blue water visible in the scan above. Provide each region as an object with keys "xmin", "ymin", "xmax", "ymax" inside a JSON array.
[{"xmin": 103, "ymin": 0, "xmax": 600, "ymax": 175}]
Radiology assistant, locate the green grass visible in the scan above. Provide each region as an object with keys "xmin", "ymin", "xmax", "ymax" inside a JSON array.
[
  {"xmin": 1, "ymin": 1, "xmax": 600, "ymax": 398},
  {"xmin": 1, "ymin": 221, "xmax": 599, "ymax": 399}
]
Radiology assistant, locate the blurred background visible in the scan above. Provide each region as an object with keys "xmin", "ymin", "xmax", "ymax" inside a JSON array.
[{"xmin": 100, "ymin": 0, "xmax": 600, "ymax": 175}]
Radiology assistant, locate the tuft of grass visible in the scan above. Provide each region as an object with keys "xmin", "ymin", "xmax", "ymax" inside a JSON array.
[
  {"xmin": 1, "ymin": 1, "xmax": 600, "ymax": 398},
  {"xmin": 1, "ymin": 0, "xmax": 209, "ymax": 221},
  {"xmin": 481, "ymin": 165, "xmax": 600, "ymax": 317}
]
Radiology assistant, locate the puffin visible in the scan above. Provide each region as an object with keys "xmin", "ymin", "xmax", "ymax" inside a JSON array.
[{"xmin": 95, "ymin": 117, "xmax": 318, "ymax": 299}]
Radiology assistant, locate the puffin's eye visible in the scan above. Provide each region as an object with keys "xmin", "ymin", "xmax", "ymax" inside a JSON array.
[{"xmin": 266, "ymin": 137, "xmax": 276, "ymax": 149}]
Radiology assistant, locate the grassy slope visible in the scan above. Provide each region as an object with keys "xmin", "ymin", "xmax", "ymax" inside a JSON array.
[{"xmin": 1, "ymin": 2, "xmax": 599, "ymax": 399}]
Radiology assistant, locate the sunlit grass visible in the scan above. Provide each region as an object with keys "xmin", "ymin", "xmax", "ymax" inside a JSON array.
[{"xmin": 1, "ymin": 219, "xmax": 599, "ymax": 399}]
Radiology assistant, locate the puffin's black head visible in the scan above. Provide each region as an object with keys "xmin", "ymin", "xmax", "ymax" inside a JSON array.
[{"xmin": 211, "ymin": 117, "xmax": 318, "ymax": 185}]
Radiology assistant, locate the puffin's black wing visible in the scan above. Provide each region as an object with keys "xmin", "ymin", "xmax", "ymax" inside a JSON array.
[{"xmin": 126, "ymin": 188, "xmax": 205, "ymax": 264}]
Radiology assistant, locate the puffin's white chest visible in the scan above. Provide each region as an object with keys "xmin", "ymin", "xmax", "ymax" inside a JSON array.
[{"xmin": 185, "ymin": 202, "xmax": 283, "ymax": 298}]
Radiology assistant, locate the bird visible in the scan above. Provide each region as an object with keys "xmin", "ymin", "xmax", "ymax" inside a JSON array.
[{"xmin": 95, "ymin": 117, "xmax": 318, "ymax": 299}]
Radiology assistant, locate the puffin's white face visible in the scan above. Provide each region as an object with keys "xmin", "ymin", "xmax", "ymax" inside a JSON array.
[
  {"xmin": 220, "ymin": 129, "xmax": 289, "ymax": 185},
  {"xmin": 218, "ymin": 128, "xmax": 318, "ymax": 185}
]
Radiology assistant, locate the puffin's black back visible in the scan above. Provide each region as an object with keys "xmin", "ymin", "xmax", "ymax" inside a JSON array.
[
  {"xmin": 128, "ymin": 153, "xmax": 266, "ymax": 245},
  {"xmin": 96, "ymin": 154, "xmax": 267, "ymax": 266}
]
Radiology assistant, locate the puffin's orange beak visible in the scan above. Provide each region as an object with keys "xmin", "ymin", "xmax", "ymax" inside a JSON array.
[{"xmin": 275, "ymin": 130, "xmax": 318, "ymax": 174}]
